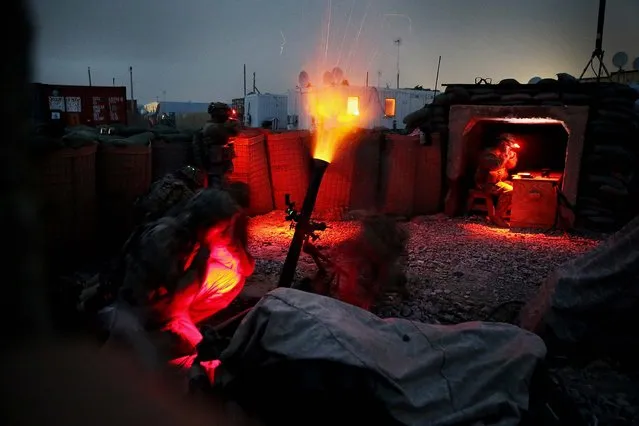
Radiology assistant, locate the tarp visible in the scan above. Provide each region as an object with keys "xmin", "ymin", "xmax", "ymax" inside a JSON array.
[
  {"xmin": 215, "ymin": 288, "xmax": 547, "ymax": 426},
  {"xmin": 520, "ymin": 214, "xmax": 639, "ymax": 349}
]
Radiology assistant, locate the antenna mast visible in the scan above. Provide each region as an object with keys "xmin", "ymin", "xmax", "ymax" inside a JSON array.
[
  {"xmin": 394, "ymin": 38, "xmax": 402, "ymax": 89},
  {"xmin": 579, "ymin": 0, "xmax": 611, "ymax": 82}
]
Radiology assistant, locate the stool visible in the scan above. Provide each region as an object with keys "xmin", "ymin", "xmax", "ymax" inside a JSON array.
[{"xmin": 467, "ymin": 189, "xmax": 492, "ymax": 214}]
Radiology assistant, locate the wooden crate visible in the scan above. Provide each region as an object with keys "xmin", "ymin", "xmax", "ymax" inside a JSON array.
[{"xmin": 510, "ymin": 174, "xmax": 561, "ymax": 229}]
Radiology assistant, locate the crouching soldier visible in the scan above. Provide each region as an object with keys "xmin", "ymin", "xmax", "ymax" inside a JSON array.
[
  {"xmin": 82, "ymin": 188, "xmax": 255, "ymax": 368},
  {"xmin": 134, "ymin": 165, "xmax": 207, "ymax": 223}
]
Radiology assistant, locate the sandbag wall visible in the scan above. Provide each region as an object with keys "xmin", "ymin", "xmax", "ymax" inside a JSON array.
[
  {"xmin": 96, "ymin": 132, "xmax": 153, "ymax": 250},
  {"xmin": 37, "ymin": 140, "xmax": 98, "ymax": 267},
  {"xmin": 404, "ymin": 77, "xmax": 639, "ymax": 231},
  {"xmin": 312, "ymin": 130, "xmax": 383, "ymax": 220},
  {"xmin": 264, "ymin": 130, "xmax": 312, "ymax": 210},
  {"xmin": 260, "ymin": 129, "xmax": 441, "ymax": 219},
  {"xmin": 576, "ymin": 85, "xmax": 639, "ymax": 230},
  {"xmin": 230, "ymin": 131, "xmax": 274, "ymax": 216},
  {"xmin": 380, "ymin": 133, "xmax": 442, "ymax": 217}
]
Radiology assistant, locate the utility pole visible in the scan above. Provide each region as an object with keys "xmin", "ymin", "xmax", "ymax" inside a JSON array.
[
  {"xmin": 87, "ymin": 67, "xmax": 92, "ymax": 86},
  {"xmin": 434, "ymin": 55, "xmax": 442, "ymax": 94},
  {"xmin": 243, "ymin": 64, "xmax": 247, "ymax": 97},
  {"xmin": 129, "ymin": 66, "xmax": 134, "ymax": 101},
  {"xmin": 394, "ymin": 38, "xmax": 402, "ymax": 89},
  {"xmin": 162, "ymin": 90, "xmax": 166, "ymax": 102},
  {"xmin": 377, "ymin": 70, "xmax": 382, "ymax": 88}
]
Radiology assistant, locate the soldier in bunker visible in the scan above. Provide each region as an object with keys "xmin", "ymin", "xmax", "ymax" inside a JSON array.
[{"xmin": 474, "ymin": 133, "xmax": 520, "ymax": 227}]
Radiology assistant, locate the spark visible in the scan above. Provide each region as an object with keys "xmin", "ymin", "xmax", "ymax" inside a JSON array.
[
  {"xmin": 324, "ymin": 0, "xmax": 332, "ymax": 63},
  {"xmin": 365, "ymin": 48, "xmax": 379, "ymax": 71},
  {"xmin": 336, "ymin": 0, "xmax": 356, "ymax": 66},
  {"xmin": 280, "ymin": 30, "xmax": 286, "ymax": 55},
  {"xmin": 382, "ymin": 13, "xmax": 413, "ymax": 33},
  {"xmin": 346, "ymin": 0, "xmax": 372, "ymax": 72}
]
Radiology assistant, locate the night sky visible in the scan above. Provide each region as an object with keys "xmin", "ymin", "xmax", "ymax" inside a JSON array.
[{"xmin": 29, "ymin": 0, "xmax": 639, "ymax": 104}]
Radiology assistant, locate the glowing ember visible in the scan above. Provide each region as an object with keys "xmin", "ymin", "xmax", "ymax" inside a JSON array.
[{"xmin": 307, "ymin": 86, "xmax": 362, "ymax": 162}]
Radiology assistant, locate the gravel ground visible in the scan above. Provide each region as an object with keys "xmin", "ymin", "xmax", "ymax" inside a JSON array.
[
  {"xmin": 242, "ymin": 211, "xmax": 639, "ymax": 426},
  {"xmin": 244, "ymin": 211, "xmax": 600, "ymax": 324}
]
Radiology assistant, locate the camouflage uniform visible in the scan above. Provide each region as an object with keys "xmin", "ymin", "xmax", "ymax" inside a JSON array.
[
  {"xmin": 112, "ymin": 188, "xmax": 254, "ymax": 360},
  {"xmin": 192, "ymin": 102, "xmax": 240, "ymax": 189},
  {"xmin": 134, "ymin": 165, "xmax": 207, "ymax": 223},
  {"xmin": 474, "ymin": 135, "xmax": 519, "ymax": 226}
]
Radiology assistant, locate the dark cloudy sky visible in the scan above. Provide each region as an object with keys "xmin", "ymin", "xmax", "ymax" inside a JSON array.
[{"xmin": 29, "ymin": 0, "xmax": 638, "ymax": 104}]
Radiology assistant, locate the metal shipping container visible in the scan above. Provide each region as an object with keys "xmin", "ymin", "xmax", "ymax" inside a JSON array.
[
  {"xmin": 32, "ymin": 83, "xmax": 128, "ymax": 126},
  {"xmin": 287, "ymin": 86, "xmax": 383, "ymax": 130},
  {"xmin": 287, "ymin": 86, "xmax": 436, "ymax": 131},
  {"xmin": 374, "ymin": 88, "xmax": 436, "ymax": 130},
  {"xmin": 244, "ymin": 93, "xmax": 288, "ymax": 130}
]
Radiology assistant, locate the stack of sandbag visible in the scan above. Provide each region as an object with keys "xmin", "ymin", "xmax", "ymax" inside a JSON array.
[
  {"xmin": 30, "ymin": 126, "xmax": 100, "ymax": 267},
  {"xmin": 96, "ymin": 130, "xmax": 154, "ymax": 250},
  {"xmin": 576, "ymin": 83, "xmax": 639, "ymax": 230}
]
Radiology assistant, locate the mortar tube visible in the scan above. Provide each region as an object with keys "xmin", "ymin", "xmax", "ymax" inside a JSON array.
[{"xmin": 278, "ymin": 158, "xmax": 330, "ymax": 288}]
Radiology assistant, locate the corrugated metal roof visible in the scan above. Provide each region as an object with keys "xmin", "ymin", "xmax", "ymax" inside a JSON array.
[{"xmin": 157, "ymin": 101, "xmax": 210, "ymax": 114}]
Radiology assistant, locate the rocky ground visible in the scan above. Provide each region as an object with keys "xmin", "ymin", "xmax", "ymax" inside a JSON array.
[
  {"xmin": 238, "ymin": 211, "xmax": 638, "ymax": 426},
  {"xmin": 242, "ymin": 211, "xmax": 599, "ymax": 323}
]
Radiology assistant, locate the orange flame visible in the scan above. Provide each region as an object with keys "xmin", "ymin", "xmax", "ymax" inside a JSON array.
[{"xmin": 307, "ymin": 86, "xmax": 362, "ymax": 163}]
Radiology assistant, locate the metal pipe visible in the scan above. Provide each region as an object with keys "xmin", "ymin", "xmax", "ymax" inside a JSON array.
[
  {"xmin": 434, "ymin": 55, "xmax": 442, "ymax": 95},
  {"xmin": 243, "ymin": 64, "xmax": 247, "ymax": 97},
  {"xmin": 129, "ymin": 66, "xmax": 134, "ymax": 101},
  {"xmin": 278, "ymin": 158, "xmax": 330, "ymax": 288}
]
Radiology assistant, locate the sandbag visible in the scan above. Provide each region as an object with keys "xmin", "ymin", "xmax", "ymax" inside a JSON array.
[
  {"xmin": 99, "ymin": 131, "xmax": 154, "ymax": 147},
  {"xmin": 216, "ymin": 288, "xmax": 547, "ymax": 426}
]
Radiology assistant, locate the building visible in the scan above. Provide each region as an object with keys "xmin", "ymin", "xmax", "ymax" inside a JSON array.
[
  {"xmin": 244, "ymin": 93, "xmax": 288, "ymax": 130},
  {"xmin": 287, "ymin": 86, "xmax": 436, "ymax": 131},
  {"xmin": 156, "ymin": 101, "xmax": 211, "ymax": 115}
]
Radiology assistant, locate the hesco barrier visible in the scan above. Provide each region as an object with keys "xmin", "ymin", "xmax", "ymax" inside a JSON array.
[
  {"xmin": 231, "ymin": 131, "xmax": 274, "ymax": 216},
  {"xmin": 414, "ymin": 132, "xmax": 442, "ymax": 215},
  {"xmin": 380, "ymin": 133, "xmax": 443, "ymax": 216},
  {"xmin": 151, "ymin": 134, "xmax": 192, "ymax": 181},
  {"xmin": 265, "ymin": 130, "xmax": 312, "ymax": 210},
  {"xmin": 39, "ymin": 142, "xmax": 98, "ymax": 264},
  {"xmin": 97, "ymin": 143, "xmax": 152, "ymax": 248},
  {"xmin": 312, "ymin": 130, "xmax": 383, "ymax": 219},
  {"xmin": 380, "ymin": 134, "xmax": 420, "ymax": 216}
]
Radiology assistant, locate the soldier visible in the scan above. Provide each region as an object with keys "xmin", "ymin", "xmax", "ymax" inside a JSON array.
[
  {"xmin": 133, "ymin": 165, "xmax": 207, "ymax": 224},
  {"xmin": 474, "ymin": 133, "xmax": 520, "ymax": 227},
  {"xmin": 192, "ymin": 102, "xmax": 240, "ymax": 189},
  {"xmin": 83, "ymin": 188, "xmax": 255, "ymax": 366}
]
